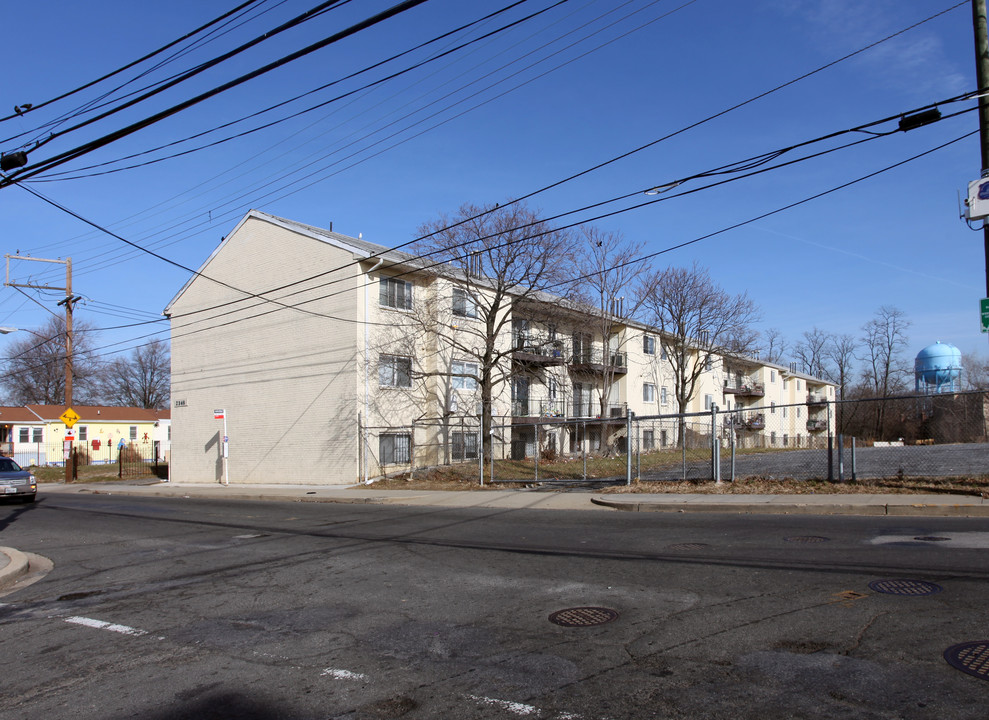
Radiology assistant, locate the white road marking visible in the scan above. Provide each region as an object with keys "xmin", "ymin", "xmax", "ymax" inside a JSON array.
[
  {"xmin": 321, "ymin": 668, "xmax": 368, "ymax": 680},
  {"xmin": 467, "ymin": 695, "xmax": 539, "ymax": 716},
  {"xmin": 870, "ymin": 532, "xmax": 989, "ymax": 549},
  {"xmin": 466, "ymin": 695, "xmax": 589, "ymax": 719},
  {"xmin": 64, "ymin": 616, "xmax": 148, "ymax": 636}
]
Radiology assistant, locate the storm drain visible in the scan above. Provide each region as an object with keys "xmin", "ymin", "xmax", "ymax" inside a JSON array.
[
  {"xmin": 914, "ymin": 536, "xmax": 951, "ymax": 542},
  {"xmin": 944, "ymin": 641, "xmax": 989, "ymax": 681},
  {"xmin": 868, "ymin": 579, "xmax": 943, "ymax": 596},
  {"xmin": 784, "ymin": 536, "xmax": 830, "ymax": 543},
  {"xmin": 548, "ymin": 607, "xmax": 619, "ymax": 627},
  {"xmin": 666, "ymin": 542, "xmax": 710, "ymax": 551}
]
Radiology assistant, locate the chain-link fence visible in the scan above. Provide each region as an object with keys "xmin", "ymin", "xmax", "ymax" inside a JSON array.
[{"xmin": 363, "ymin": 391, "xmax": 989, "ymax": 484}]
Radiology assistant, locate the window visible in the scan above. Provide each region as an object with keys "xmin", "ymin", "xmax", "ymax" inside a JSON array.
[
  {"xmin": 379, "ymin": 354, "xmax": 412, "ymax": 387},
  {"xmin": 797, "ymin": 407, "xmax": 801, "ymax": 418},
  {"xmin": 451, "ymin": 360, "xmax": 478, "ymax": 390},
  {"xmin": 783, "ymin": 433, "xmax": 789, "ymax": 447},
  {"xmin": 660, "ymin": 344, "xmax": 668, "ymax": 360},
  {"xmin": 642, "ymin": 430, "xmax": 654, "ymax": 450},
  {"xmin": 783, "ymin": 406, "xmax": 788, "ymax": 418},
  {"xmin": 704, "ymin": 394, "xmax": 713, "ymax": 410},
  {"xmin": 770, "ymin": 402, "xmax": 776, "ymax": 414},
  {"xmin": 452, "ymin": 431, "xmax": 478, "ymax": 461},
  {"xmin": 452, "ymin": 287, "xmax": 476, "ymax": 318},
  {"xmin": 797, "ymin": 380, "xmax": 802, "ymax": 391},
  {"xmin": 379, "ymin": 433, "xmax": 411, "ymax": 464},
  {"xmin": 660, "ymin": 430, "xmax": 668, "ymax": 447},
  {"xmin": 771, "ymin": 431, "xmax": 777, "ymax": 446},
  {"xmin": 78, "ymin": 426, "xmax": 88, "ymax": 442},
  {"xmin": 572, "ymin": 332, "xmax": 592, "ymax": 363},
  {"xmin": 705, "ymin": 355, "xmax": 713, "ymax": 372},
  {"xmin": 643, "ymin": 383, "xmax": 656, "ymax": 402},
  {"xmin": 643, "ymin": 335, "xmax": 655, "ymax": 355},
  {"xmin": 661, "ymin": 386, "xmax": 668, "ymax": 406},
  {"xmin": 379, "ymin": 277, "xmax": 412, "ymax": 310},
  {"xmin": 130, "ymin": 426, "xmax": 138, "ymax": 441},
  {"xmin": 770, "ymin": 370, "xmax": 776, "ymax": 382},
  {"xmin": 548, "ymin": 377, "xmax": 557, "ymax": 401},
  {"xmin": 32, "ymin": 428, "xmax": 42, "ymax": 443},
  {"xmin": 18, "ymin": 427, "xmax": 28, "ymax": 443}
]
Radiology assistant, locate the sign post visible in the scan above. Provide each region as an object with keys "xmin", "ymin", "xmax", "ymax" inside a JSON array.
[
  {"xmin": 60, "ymin": 407, "xmax": 79, "ymax": 483},
  {"xmin": 214, "ymin": 409, "xmax": 228, "ymax": 485}
]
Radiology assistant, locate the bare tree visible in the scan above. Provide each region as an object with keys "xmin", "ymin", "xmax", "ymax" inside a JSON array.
[
  {"xmin": 0, "ymin": 316, "xmax": 102, "ymax": 405},
  {"xmin": 573, "ymin": 226, "xmax": 650, "ymax": 448},
  {"xmin": 793, "ymin": 327, "xmax": 834, "ymax": 380},
  {"xmin": 410, "ymin": 201, "xmax": 580, "ymax": 457},
  {"xmin": 861, "ymin": 305, "xmax": 910, "ymax": 437},
  {"xmin": 826, "ymin": 333, "xmax": 858, "ymax": 433},
  {"xmin": 961, "ymin": 351, "xmax": 989, "ymax": 390},
  {"xmin": 640, "ymin": 263, "xmax": 761, "ymax": 434},
  {"xmin": 104, "ymin": 339, "xmax": 170, "ymax": 409},
  {"xmin": 760, "ymin": 327, "xmax": 787, "ymax": 364}
]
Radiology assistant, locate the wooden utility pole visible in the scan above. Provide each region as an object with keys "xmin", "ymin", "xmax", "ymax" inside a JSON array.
[
  {"xmin": 973, "ymin": 0, "xmax": 989, "ymax": 296},
  {"xmin": 4, "ymin": 255, "xmax": 79, "ymax": 482}
]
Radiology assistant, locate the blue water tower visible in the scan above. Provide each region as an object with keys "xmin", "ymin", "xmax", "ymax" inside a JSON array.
[{"xmin": 914, "ymin": 341, "xmax": 962, "ymax": 394}]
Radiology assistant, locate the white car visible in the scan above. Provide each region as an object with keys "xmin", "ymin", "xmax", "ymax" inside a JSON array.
[{"xmin": 0, "ymin": 457, "xmax": 37, "ymax": 503}]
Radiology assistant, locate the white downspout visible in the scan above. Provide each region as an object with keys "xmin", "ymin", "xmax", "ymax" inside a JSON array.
[{"xmin": 363, "ymin": 257, "xmax": 384, "ymax": 484}]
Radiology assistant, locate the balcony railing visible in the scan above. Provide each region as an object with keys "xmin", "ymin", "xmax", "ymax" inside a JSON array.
[
  {"xmin": 806, "ymin": 393, "xmax": 828, "ymax": 407},
  {"xmin": 512, "ymin": 399, "xmax": 566, "ymax": 418},
  {"xmin": 723, "ymin": 381, "xmax": 765, "ymax": 398},
  {"xmin": 512, "ymin": 333, "xmax": 566, "ymax": 365},
  {"xmin": 737, "ymin": 413, "xmax": 765, "ymax": 431},
  {"xmin": 570, "ymin": 402, "xmax": 627, "ymax": 419},
  {"xmin": 806, "ymin": 419, "xmax": 827, "ymax": 432},
  {"xmin": 570, "ymin": 349, "xmax": 627, "ymax": 374}
]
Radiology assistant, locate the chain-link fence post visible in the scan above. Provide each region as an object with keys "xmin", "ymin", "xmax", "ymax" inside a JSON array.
[
  {"xmin": 711, "ymin": 404, "xmax": 720, "ymax": 484},
  {"xmin": 626, "ymin": 412, "xmax": 633, "ymax": 485},
  {"xmin": 582, "ymin": 421, "xmax": 587, "ymax": 481},
  {"xmin": 729, "ymin": 417, "xmax": 736, "ymax": 482}
]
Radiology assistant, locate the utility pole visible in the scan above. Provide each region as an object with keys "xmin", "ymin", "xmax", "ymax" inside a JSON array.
[
  {"xmin": 4, "ymin": 255, "xmax": 80, "ymax": 482},
  {"xmin": 973, "ymin": 0, "xmax": 989, "ymax": 296}
]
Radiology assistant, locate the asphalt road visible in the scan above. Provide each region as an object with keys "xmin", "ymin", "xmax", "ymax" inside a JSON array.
[{"xmin": 2, "ymin": 494, "xmax": 988, "ymax": 719}]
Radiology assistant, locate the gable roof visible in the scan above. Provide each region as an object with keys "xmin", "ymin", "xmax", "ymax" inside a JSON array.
[
  {"xmin": 23, "ymin": 405, "xmax": 167, "ymax": 423},
  {"xmin": 163, "ymin": 209, "xmax": 427, "ymax": 315}
]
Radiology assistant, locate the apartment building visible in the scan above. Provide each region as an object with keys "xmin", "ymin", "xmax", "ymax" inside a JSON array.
[{"xmin": 166, "ymin": 210, "xmax": 836, "ymax": 484}]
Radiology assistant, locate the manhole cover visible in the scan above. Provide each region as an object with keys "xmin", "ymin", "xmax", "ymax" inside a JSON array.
[
  {"xmin": 784, "ymin": 536, "xmax": 830, "ymax": 543},
  {"xmin": 666, "ymin": 542, "xmax": 710, "ymax": 551},
  {"xmin": 914, "ymin": 536, "xmax": 950, "ymax": 542},
  {"xmin": 868, "ymin": 579, "xmax": 943, "ymax": 596},
  {"xmin": 944, "ymin": 641, "xmax": 989, "ymax": 681},
  {"xmin": 548, "ymin": 607, "xmax": 619, "ymax": 627}
]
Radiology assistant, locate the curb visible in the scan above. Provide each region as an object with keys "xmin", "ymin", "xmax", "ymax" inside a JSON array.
[
  {"xmin": 589, "ymin": 498, "xmax": 989, "ymax": 516},
  {"xmin": 0, "ymin": 546, "xmax": 30, "ymax": 591}
]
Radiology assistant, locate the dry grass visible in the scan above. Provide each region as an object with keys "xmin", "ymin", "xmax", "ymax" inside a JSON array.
[{"xmin": 367, "ymin": 455, "xmax": 989, "ymax": 497}]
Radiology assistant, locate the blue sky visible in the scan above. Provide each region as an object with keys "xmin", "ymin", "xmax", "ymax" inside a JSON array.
[{"xmin": 0, "ymin": 0, "xmax": 984, "ymax": 376}]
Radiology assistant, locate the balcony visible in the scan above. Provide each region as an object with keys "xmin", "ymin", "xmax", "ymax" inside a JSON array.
[
  {"xmin": 569, "ymin": 402, "xmax": 627, "ymax": 419},
  {"xmin": 512, "ymin": 333, "xmax": 566, "ymax": 366},
  {"xmin": 570, "ymin": 349, "xmax": 627, "ymax": 375},
  {"xmin": 806, "ymin": 419, "xmax": 827, "ymax": 432},
  {"xmin": 737, "ymin": 413, "xmax": 765, "ymax": 431},
  {"xmin": 806, "ymin": 393, "xmax": 828, "ymax": 407},
  {"xmin": 512, "ymin": 399, "xmax": 566, "ymax": 419},
  {"xmin": 724, "ymin": 381, "xmax": 765, "ymax": 398}
]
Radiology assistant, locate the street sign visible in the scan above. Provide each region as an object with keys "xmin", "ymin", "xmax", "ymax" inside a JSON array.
[
  {"xmin": 982, "ymin": 299, "xmax": 989, "ymax": 333},
  {"xmin": 214, "ymin": 409, "xmax": 225, "ymax": 419},
  {"xmin": 60, "ymin": 407, "xmax": 80, "ymax": 428}
]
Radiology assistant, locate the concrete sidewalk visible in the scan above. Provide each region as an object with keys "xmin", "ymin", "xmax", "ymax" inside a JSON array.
[{"xmin": 36, "ymin": 480, "xmax": 989, "ymax": 517}]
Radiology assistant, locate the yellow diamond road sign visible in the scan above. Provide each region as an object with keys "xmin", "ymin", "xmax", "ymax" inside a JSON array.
[{"xmin": 60, "ymin": 407, "xmax": 80, "ymax": 428}]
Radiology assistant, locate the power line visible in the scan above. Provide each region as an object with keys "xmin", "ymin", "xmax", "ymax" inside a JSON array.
[
  {"xmin": 0, "ymin": 0, "xmax": 267, "ymax": 129},
  {"xmin": 0, "ymin": 0, "xmax": 434, "ymax": 188}
]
